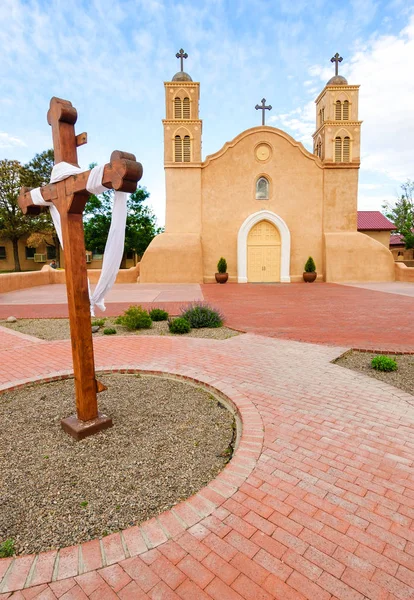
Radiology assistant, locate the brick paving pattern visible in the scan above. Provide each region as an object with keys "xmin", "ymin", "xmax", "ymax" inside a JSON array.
[
  {"xmin": 0, "ymin": 314, "xmax": 414, "ymax": 598},
  {"xmin": 1, "ymin": 282, "xmax": 414, "ymax": 351}
]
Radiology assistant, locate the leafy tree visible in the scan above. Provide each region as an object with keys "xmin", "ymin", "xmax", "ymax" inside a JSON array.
[
  {"xmin": 83, "ymin": 186, "xmax": 161, "ymax": 262},
  {"xmin": 21, "ymin": 150, "xmax": 60, "ymax": 261},
  {"xmin": 20, "ymin": 149, "xmax": 54, "ymax": 188},
  {"xmin": 383, "ymin": 180, "xmax": 414, "ymax": 249},
  {"xmin": 0, "ymin": 159, "xmax": 50, "ymax": 271}
]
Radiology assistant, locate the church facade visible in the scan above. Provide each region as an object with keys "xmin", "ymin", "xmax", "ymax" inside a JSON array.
[{"xmin": 140, "ymin": 53, "xmax": 395, "ymax": 284}]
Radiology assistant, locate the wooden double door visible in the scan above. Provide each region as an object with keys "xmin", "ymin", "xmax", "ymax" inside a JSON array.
[{"xmin": 247, "ymin": 220, "xmax": 281, "ymax": 282}]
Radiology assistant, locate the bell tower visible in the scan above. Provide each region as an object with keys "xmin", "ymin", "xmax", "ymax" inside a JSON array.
[
  {"xmin": 140, "ymin": 49, "xmax": 204, "ymax": 283},
  {"xmin": 162, "ymin": 49, "xmax": 203, "ymax": 233},
  {"xmin": 163, "ymin": 48, "xmax": 202, "ymax": 165},
  {"xmin": 312, "ymin": 53, "xmax": 362, "ymax": 165}
]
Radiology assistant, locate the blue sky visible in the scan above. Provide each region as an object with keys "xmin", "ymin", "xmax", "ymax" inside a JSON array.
[{"xmin": 1, "ymin": 0, "xmax": 413, "ymax": 225}]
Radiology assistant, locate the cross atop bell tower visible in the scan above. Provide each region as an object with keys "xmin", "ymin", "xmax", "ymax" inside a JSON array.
[
  {"xmin": 330, "ymin": 52, "xmax": 343, "ymax": 76},
  {"xmin": 176, "ymin": 48, "xmax": 188, "ymax": 72}
]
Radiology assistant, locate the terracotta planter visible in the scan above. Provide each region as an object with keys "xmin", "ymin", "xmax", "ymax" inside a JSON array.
[
  {"xmin": 303, "ymin": 271, "xmax": 317, "ymax": 283},
  {"xmin": 215, "ymin": 272, "xmax": 228, "ymax": 284}
]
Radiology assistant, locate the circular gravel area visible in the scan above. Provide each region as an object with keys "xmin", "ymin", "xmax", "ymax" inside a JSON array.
[
  {"xmin": 0, "ymin": 374, "xmax": 236, "ymax": 555},
  {"xmin": 1, "ymin": 318, "xmax": 240, "ymax": 341},
  {"xmin": 335, "ymin": 351, "xmax": 414, "ymax": 398}
]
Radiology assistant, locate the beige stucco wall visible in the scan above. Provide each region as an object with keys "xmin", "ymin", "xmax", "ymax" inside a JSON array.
[
  {"xmin": 360, "ymin": 230, "xmax": 391, "ymax": 247},
  {"xmin": 323, "ymin": 168, "xmax": 358, "ymax": 232},
  {"xmin": 0, "ymin": 237, "xmax": 60, "ymax": 272},
  {"xmin": 140, "ymin": 233, "xmax": 203, "ymax": 283},
  {"xmin": 200, "ymin": 127, "xmax": 324, "ymax": 283},
  {"xmin": 395, "ymin": 262, "xmax": 414, "ymax": 282},
  {"xmin": 165, "ymin": 167, "xmax": 202, "ymax": 233},
  {"xmin": 325, "ymin": 232, "xmax": 395, "ymax": 282}
]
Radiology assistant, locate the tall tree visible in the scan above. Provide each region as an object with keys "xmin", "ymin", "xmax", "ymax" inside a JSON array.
[
  {"xmin": 20, "ymin": 149, "xmax": 54, "ymax": 188},
  {"xmin": 21, "ymin": 150, "xmax": 59, "ymax": 262},
  {"xmin": 83, "ymin": 186, "xmax": 161, "ymax": 261},
  {"xmin": 0, "ymin": 159, "xmax": 50, "ymax": 271},
  {"xmin": 383, "ymin": 180, "xmax": 414, "ymax": 249}
]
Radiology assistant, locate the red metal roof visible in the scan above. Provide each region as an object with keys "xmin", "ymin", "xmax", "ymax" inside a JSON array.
[
  {"xmin": 390, "ymin": 234, "xmax": 404, "ymax": 246},
  {"xmin": 357, "ymin": 211, "xmax": 396, "ymax": 231}
]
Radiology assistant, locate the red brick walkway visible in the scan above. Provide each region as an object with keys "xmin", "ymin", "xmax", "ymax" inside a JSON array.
[
  {"xmin": 1, "ymin": 283, "xmax": 414, "ymax": 351},
  {"xmin": 202, "ymin": 283, "xmax": 414, "ymax": 352},
  {"xmin": 1, "ymin": 327, "xmax": 414, "ymax": 599}
]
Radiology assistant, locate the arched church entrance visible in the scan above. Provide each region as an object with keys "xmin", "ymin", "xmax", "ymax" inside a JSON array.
[
  {"xmin": 247, "ymin": 220, "xmax": 280, "ymax": 282},
  {"xmin": 237, "ymin": 210, "xmax": 291, "ymax": 283}
]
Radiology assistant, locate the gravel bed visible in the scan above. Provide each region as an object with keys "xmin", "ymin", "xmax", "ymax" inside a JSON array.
[
  {"xmin": 2, "ymin": 318, "xmax": 239, "ymax": 341},
  {"xmin": 0, "ymin": 374, "xmax": 235, "ymax": 555},
  {"xmin": 335, "ymin": 351, "xmax": 414, "ymax": 396}
]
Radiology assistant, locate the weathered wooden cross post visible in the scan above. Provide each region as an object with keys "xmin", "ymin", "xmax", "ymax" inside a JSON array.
[{"xmin": 18, "ymin": 97, "xmax": 143, "ymax": 440}]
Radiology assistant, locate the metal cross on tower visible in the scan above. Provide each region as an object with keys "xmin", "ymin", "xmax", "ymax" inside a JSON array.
[
  {"xmin": 176, "ymin": 48, "xmax": 188, "ymax": 72},
  {"xmin": 330, "ymin": 53, "xmax": 343, "ymax": 76},
  {"xmin": 255, "ymin": 98, "xmax": 272, "ymax": 126}
]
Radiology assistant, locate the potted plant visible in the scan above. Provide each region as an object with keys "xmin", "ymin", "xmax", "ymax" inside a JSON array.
[
  {"xmin": 215, "ymin": 257, "xmax": 228, "ymax": 284},
  {"xmin": 303, "ymin": 256, "xmax": 317, "ymax": 282}
]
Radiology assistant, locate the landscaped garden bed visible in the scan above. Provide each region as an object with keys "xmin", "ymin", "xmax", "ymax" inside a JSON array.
[
  {"xmin": 2, "ymin": 303, "xmax": 240, "ymax": 341},
  {"xmin": 0, "ymin": 374, "xmax": 236, "ymax": 556},
  {"xmin": 335, "ymin": 350, "xmax": 414, "ymax": 397}
]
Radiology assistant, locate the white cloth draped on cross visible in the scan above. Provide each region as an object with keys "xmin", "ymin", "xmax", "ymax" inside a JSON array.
[{"xmin": 30, "ymin": 162, "xmax": 128, "ymax": 316}]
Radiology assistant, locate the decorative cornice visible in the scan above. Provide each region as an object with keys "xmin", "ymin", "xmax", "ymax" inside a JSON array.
[
  {"xmin": 163, "ymin": 120, "xmax": 202, "ymax": 125},
  {"xmin": 165, "ymin": 162, "xmax": 203, "ymax": 168},
  {"xmin": 312, "ymin": 121, "xmax": 363, "ymax": 138},
  {"xmin": 324, "ymin": 161, "xmax": 360, "ymax": 169},
  {"xmin": 202, "ymin": 126, "xmax": 323, "ymax": 169},
  {"xmin": 315, "ymin": 85, "xmax": 360, "ymax": 104},
  {"xmin": 164, "ymin": 82, "xmax": 200, "ymax": 87}
]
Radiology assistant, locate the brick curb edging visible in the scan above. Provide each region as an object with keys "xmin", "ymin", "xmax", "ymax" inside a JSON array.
[{"xmin": 0, "ymin": 368, "xmax": 264, "ymax": 594}]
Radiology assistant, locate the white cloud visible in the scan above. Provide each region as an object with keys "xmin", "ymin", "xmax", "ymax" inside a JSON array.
[
  {"xmin": 0, "ymin": 133, "xmax": 26, "ymax": 149},
  {"xmin": 269, "ymin": 101, "xmax": 315, "ymax": 148},
  {"xmin": 359, "ymin": 183, "xmax": 382, "ymax": 190},
  {"xmin": 347, "ymin": 18, "xmax": 414, "ymax": 182},
  {"xmin": 305, "ymin": 16, "xmax": 414, "ymax": 183},
  {"xmin": 357, "ymin": 193, "xmax": 395, "ymax": 211}
]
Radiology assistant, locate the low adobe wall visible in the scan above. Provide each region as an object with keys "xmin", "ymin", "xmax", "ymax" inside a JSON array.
[
  {"xmin": 395, "ymin": 262, "xmax": 414, "ymax": 282},
  {"xmin": 0, "ymin": 269, "xmax": 50, "ymax": 293},
  {"xmin": 0, "ymin": 264, "xmax": 140, "ymax": 293}
]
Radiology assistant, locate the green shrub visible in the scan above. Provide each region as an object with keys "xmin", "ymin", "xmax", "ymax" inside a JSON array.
[
  {"xmin": 91, "ymin": 318, "xmax": 106, "ymax": 327},
  {"xmin": 117, "ymin": 305, "xmax": 152, "ymax": 330},
  {"xmin": 149, "ymin": 308, "xmax": 169, "ymax": 321},
  {"xmin": 0, "ymin": 539, "xmax": 14, "ymax": 558},
  {"xmin": 217, "ymin": 257, "xmax": 227, "ymax": 273},
  {"xmin": 168, "ymin": 317, "xmax": 191, "ymax": 334},
  {"xmin": 304, "ymin": 257, "xmax": 316, "ymax": 272},
  {"xmin": 371, "ymin": 355, "xmax": 398, "ymax": 372},
  {"xmin": 181, "ymin": 302, "xmax": 223, "ymax": 328},
  {"xmin": 103, "ymin": 328, "xmax": 117, "ymax": 335}
]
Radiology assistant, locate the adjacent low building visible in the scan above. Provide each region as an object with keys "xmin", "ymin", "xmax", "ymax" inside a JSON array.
[
  {"xmin": 357, "ymin": 211, "xmax": 396, "ymax": 247},
  {"xmin": 0, "ymin": 236, "xmax": 138, "ymax": 273}
]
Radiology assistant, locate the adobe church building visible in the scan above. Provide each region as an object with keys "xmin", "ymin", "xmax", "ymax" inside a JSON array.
[{"xmin": 140, "ymin": 52, "xmax": 395, "ymax": 284}]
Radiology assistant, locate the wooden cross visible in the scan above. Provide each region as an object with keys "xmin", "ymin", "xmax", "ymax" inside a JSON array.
[
  {"xmin": 175, "ymin": 48, "xmax": 188, "ymax": 72},
  {"xmin": 255, "ymin": 98, "xmax": 272, "ymax": 126},
  {"xmin": 330, "ymin": 53, "xmax": 343, "ymax": 76},
  {"xmin": 18, "ymin": 97, "xmax": 143, "ymax": 440}
]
